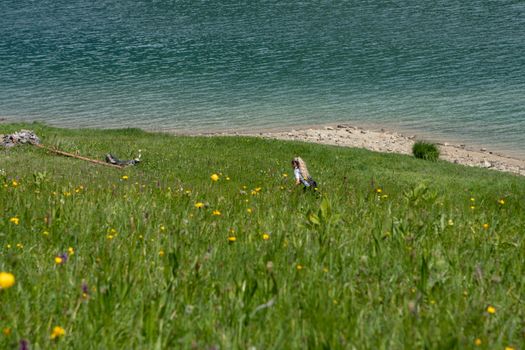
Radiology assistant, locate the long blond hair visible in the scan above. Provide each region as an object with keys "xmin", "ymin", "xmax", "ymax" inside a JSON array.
[{"xmin": 293, "ymin": 157, "xmax": 311, "ymax": 180}]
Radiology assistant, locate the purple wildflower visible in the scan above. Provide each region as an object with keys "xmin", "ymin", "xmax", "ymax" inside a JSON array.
[
  {"xmin": 19, "ymin": 339, "xmax": 29, "ymax": 350},
  {"xmin": 81, "ymin": 280, "xmax": 90, "ymax": 299}
]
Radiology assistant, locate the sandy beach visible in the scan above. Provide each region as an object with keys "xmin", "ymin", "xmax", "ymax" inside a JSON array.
[{"xmin": 192, "ymin": 123, "xmax": 525, "ymax": 177}]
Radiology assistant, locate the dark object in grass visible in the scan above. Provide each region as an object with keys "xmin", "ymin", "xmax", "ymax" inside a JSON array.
[
  {"xmin": 105, "ymin": 152, "xmax": 141, "ymax": 166},
  {"xmin": 412, "ymin": 141, "xmax": 440, "ymax": 161}
]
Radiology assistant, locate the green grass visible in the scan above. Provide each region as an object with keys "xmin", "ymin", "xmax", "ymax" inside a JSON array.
[
  {"xmin": 412, "ymin": 141, "xmax": 440, "ymax": 161},
  {"xmin": 1, "ymin": 122, "xmax": 524, "ymax": 349}
]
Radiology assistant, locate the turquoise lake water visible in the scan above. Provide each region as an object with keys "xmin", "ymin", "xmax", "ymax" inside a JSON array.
[{"xmin": 1, "ymin": 1, "xmax": 524, "ymax": 157}]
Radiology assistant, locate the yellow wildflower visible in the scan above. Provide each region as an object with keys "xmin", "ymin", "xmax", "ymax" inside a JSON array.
[
  {"xmin": 0, "ymin": 272, "xmax": 15, "ymax": 289},
  {"xmin": 262, "ymin": 233, "xmax": 270, "ymax": 240},
  {"xmin": 2, "ymin": 327, "xmax": 11, "ymax": 336},
  {"xmin": 505, "ymin": 347, "xmax": 515, "ymax": 350},
  {"xmin": 9, "ymin": 217, "xmax": 19, "ymax": 225},
  {"xmin": 212, "ymin": 210, "xmax": 221, "ymax": 216},
  {"xmin": 106, "ymin": 235, "xmax": 114, "ymax": 240},
  {"xmin": 159, "ymin": 250, "xmax": 165, "ymax": 257},
  {"xmin": 474, "ymin": 338, "xmax": 482, "ymax": 346},
  {"xmin": 486, "ymin": 305, "xmax": 496, "ymax": 314},
  {"xmin": 226, "ymin": 176, "xmax": 230, "ymax": 181},
  {"xmin": 50, "ymin": 326, "xmax": 66, "ymax": 340},
  {"xmin": 121, "ymin": 175, "xmax": 129, "ymax": 180},
  {"xmin": 296, "ymin": 264, "xmax": 303, "ymax": 271},
  {"xmin": 482, "ymin": 223, "xmax": 489, "ymax": 229},
  {"xmin": 470, "ymin": 197, "xmax": 475, "ymax": 202},
  {"xmin": 11, "ymin": 180, "xmax": 18, "ymax": 187},
  {"xmin": 498, "ymin": 199, "xmax": 505, "ymax": 205},
  {"xmin": 247, "ymin": 208, "xmax": 252, "ymax": 214},
  {"xmin": 194, "ymin": 202, "xmax": 204, "ymax": 209},
  {"xmin": 54, "ymin": 256, "xmax": 63, "ymax": 264},
  {"xmin": 43, "ymin": 231, "xmax": 49, "ymax": 236},
  {"xmin": 16, "ymin": 243, "xmax": 23, "ymax": 249},
  {"xmin": 228, "ymin": 236, "xmax": 236, "ymax": 243},
  {"xmin": 160, "ymin": 225, "xmax": 166, "ymax": 232},
  {"xmin": 376, "ymin": 188, "xmax": 382, "ymax": 193},
  {"xmin": 210, "ymin": 174, "xmax": 219, "ymax": 182},
  {"xmin": 470, "ymin": 205, "xmax": 475, "ymax": 210},
  {"xmin": 282, "ymin": 173, "xmax": 288, "ymax": 177},
  {"xmin": 448, "ymin": 219, "xmax": 454, "ymax": 226},
  {"xmin": 68, "ymin": 247, "xmax": 75, "ymax": 255}
]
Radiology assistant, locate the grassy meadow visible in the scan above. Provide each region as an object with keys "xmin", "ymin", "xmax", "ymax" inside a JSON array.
[{"xmin": 1, "ymin": 123, "xmax": 524, "ymax": 349}]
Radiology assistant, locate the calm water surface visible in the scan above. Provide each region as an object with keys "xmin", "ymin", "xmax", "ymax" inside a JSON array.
[{"xmin": 1, "ymin": 1, "xmax": 524, "ymax": 156}]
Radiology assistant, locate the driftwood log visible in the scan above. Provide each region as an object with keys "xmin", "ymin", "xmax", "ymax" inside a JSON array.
[{"xmin": 34, "ymin": 144, "xmax": 125, "ymax": 169}]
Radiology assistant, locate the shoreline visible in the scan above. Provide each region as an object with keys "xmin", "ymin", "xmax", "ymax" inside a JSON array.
[
  {"xmin": 182, "ymin": 123, "xmax": 525, "ymax": 177},
  {"xmin": 2, "ymin": 118, "xmax": 525, "ymax": 176}
]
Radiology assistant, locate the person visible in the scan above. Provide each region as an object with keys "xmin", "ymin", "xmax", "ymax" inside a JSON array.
[{"xmin": 291, "ymin": 157, "xmax": 317, "ymax": 189}]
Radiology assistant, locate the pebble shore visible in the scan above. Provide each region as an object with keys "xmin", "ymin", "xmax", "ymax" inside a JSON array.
[{"xmin": 199, "ymin": 124, "xmax": 525, "ymax": 177}]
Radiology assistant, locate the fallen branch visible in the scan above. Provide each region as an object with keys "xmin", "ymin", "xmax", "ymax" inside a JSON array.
[{"xmin": 34, "ymin": 144, "xmax": 124, "ymax": 169}]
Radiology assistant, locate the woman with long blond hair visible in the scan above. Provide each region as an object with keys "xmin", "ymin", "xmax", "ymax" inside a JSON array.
[{"xmin": 291, "ymin": 157, "xmax": 317, "ymax": 189}]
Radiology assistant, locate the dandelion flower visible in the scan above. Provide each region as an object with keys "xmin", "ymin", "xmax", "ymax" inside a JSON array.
[
  {"xmin": 470, "ymin": 205, "xmax": 476, "ymax": 210},
  {"xmin": 54, "ymin": 254, "xmax": 67, "ymax": 265},
  {"xmin": 498, "ymin": 199, "xmax": 505, "ymax": 205},
  {"xmin": 474, "ymin": 338, "xmax": 482, "ymax": 346},
  {"xmin": 226, "ymin": 176, "xmax": 230, "ymax": 181},
  {"xmin": 194, "ymin": 202, "xmax": 204, "ymax": 209},
  {"xmin": 210, "ymin": 174, "xmax": 219, "ymax": 182},
  {"xmin": 121, "ymin": 175, "xmax": 129, "ymax": 180},
  {"xmin": 482, "ymin": 223, "xmax": 489, "ymax": 229},
  {"xmin": 296, "ymin": 264, "xmax": 303, "ymax": 271},
  {"xmin": 470, "ymin": 197, "xmax": 475, "ymax": 202},
  {"xmin": 68, "ymin": 247, "xmax": 75, "ymax": 255},
  {"xmin": 375, "ymin": 188, "xmax": 382, "ymax": 193},
  {"xmin": 505, "ymin": 346, "xmax": 515, "ymax": 350},
  {"xmin": 11, "ymin": 180, "xmax": 18, "ymax": 187},
  {"xmin": 228, "ymin": 236, "xmax": 236, "ymax": 243},
  {"xmin": 247, "ymin": 208, "xmax": 252, "ymax": 214},
  {"xmin": 262, "ymin": 233, "xmax": 270, "ymax": 240},
  {"xmin": 486, "ymin": 305, "xmax": 496, "ymax": 314},
  {"xmin": 50, "ymin": 326, "xmax": 66, "ymax": 340},
  {"xmin": 0, "ymin": 272, "xmax": 15, "ymax": 289},
  {"xmin": 212, "ymin": 210, "xmax": 221, "ymax": 216},
  {"xmin": 9, "ymin": 217, "xmax": 19, "ymax": 225}
]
